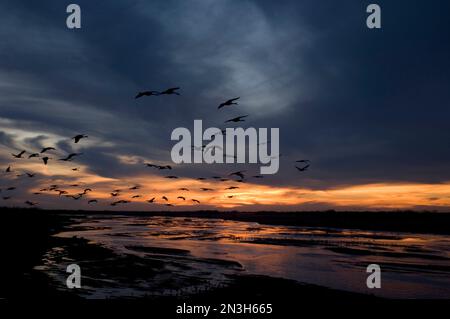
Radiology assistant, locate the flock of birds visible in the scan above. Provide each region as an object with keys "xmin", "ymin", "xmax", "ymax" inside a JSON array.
[{"xmin": 1, "ymin": 87, "xmax": 311, "ymax": 209}]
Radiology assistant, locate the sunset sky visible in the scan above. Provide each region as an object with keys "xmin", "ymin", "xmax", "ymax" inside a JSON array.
[{"xmin": 1, "ymin": 0, "xmax": 450, "ymax": 211}]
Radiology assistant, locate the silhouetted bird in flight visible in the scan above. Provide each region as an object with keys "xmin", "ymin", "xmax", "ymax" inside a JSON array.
[
  {"xmin": 165, "ymin": 176, "xmax": 178, "ymax": 179},
  {"xmin": 197, "ymin": 177, "xmax": 206, "ymax": 181},
  {"xmin": 41, "ymin": 147, "xmax": 56, "ymax": 153},
  {"xmin": 72, "ymin": 168, "xmax": 79, "ymax": 171},
  {"xmin": 296, "ymin": 160, "xmax": 310, "ymax": 164},
  {"xmin": 295, "ymin": 164, "xmax": 310, "ymax": 172},
  {"xmin": 5, "ymin": 166, "xmax": 11, "ymax": 173},
  {"xmin": 200, "ymin": 188, "xmax": 213, "ymax": 191},
  {"xmin": 26, "ymin": 173, "xmax": 36, "ymax": 178},
  {"xmin": 227, "ymin": 195, "xmax": 234, "ymax": 198},
  {"xmin": 159, "ymin": 87, "xmax": 180, "ymax": 95},
  {"xmin": 33, "ymin": 192, "xmax": 41, "ymax": 195},
  {"xmin": 59, "ymin": 153, "xmax": 83, "ymax": 162},
  {"xmin": 28, "ymin": 153, "xmax": 39, "ymax": 159},
  {"xmin": 135, "ymin": 91, "xmax": 160, "ymax": 99},
  {"xmin": 225, "ymin": 115, "xmax": 248, "ymax": 123},
  {"xmin": 82, "ymin": 188, "xmax": 92, "ymax": 194},
  {"xmin": 192, "ymin": 199, "xmax": 200, "ymax": 204},
  {"xmin": 252, "ymin": 175, "xmax": 264, "ymax": 178},
  {"xmin": 179, "ymin": 188, "xmax": 189, "ymax": 191},
  {"xmin": 111, "ymin": 192, "xmax": 119, "ymax": 197},
  {"xmin": 3, "ymin": 197, "xmax": 11, "ymax": 200},
  {"xmin": 129, "ymin": 186, "xmax": 140, "ymax": 190},
  {"xmin": 145, "ymin": 163, "xmax": 172, "ymax": 170},
  {"xmin": 72, "ymin": 134, "xmax": 88, "ymax": 143},
  {"xmin": 166, "ymin": 203, "xmax": 174, "ymax": 207},
  {"xmin": 162, "ymin": 196, "xmax": 168, "ymax": 201},
  {"xmin": 12, "ymin": 150, "xmax": 26, "ymax": 158},
  {"xmin": 111, "ymin": 200, "xmax": 130, "ymax": 206},
  {"xmin": 177, "ymin": 196, "xmax": 186, "ymax": 200},
  {"xmin": 58, "ymin": 190, "xmax": 68, "ymax": 196},
  {"xmin": 42, "ymin": 157, "xmax": 50, "ymax": 165},
  {"xmin": 148, "ymin": 197, "xmax": 155, "ymax": 203},
  {"xmin": 88, "ymin": 200, "xmax": 98, "ymax": 204},
  {"xmin": 229, "ymin": 170, "xmax": 246, "ymax": 179},
  {"xmin": 25, "ymin": 201, "xmax": 37, "ymax": 206},
  {"xmin": 132, "ymin": 195, "xmax": 141, "ymax": 198},
  {"xmin": 6, "ymin": 187, "xmax": 16, "ymax": 191},
  {"xmin": 59, "ymin": 153, "xmax": 82, "ymax": 161},
  {"xmin": 218, "ymin": 97, "xmax": 240, "ymax": 109},
  {"xmin": 226, "ymin": 186, "xmax": 239, "ymax": 190}
]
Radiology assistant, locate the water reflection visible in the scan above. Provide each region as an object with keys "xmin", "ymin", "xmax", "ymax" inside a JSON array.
[{"xmin": 41, "ymin": 215, "xmax": 450, "ymax": 299}]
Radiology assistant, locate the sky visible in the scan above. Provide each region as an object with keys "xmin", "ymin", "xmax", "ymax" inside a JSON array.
[{"xmin": 1, "ymin": 0, "xmax": 450, "ymax": 211}]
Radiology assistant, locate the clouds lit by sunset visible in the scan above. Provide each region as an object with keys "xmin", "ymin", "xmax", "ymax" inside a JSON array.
[{"xmin": 1, "ymin": 0, "xmax": 450, "ymax": 212}]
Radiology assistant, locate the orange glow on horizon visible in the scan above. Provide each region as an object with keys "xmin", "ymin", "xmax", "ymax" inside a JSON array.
[
  {"xmin": 26, "ymin": 173, "xmax": 450, "ymax": 210},
  {"xmin": 2, "ymin": 130, "xmax": 450, "ymax": 211}
]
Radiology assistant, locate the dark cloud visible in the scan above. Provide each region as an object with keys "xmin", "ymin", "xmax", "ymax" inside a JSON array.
[{"xmin": 1, "ymin": 0, "xmax": 450, "ymax": 201}]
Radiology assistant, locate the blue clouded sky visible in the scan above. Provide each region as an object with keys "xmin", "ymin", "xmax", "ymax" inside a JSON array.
[{"xmin": 1, "ymin": 0, "xmax": 450, "ymax": 210}]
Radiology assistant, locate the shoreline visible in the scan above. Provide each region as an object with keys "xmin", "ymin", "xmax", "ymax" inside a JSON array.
[
  {"xmin": 3, "ymin": 207, "xmax": 449, "ymax": 235},
  {"xmin": 0, "ymin": 209, "xmax": 379, "ymax": 301},
  {"xmin": 1, "ymin": 207, "xmax": 449, "ymax": 302}
]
